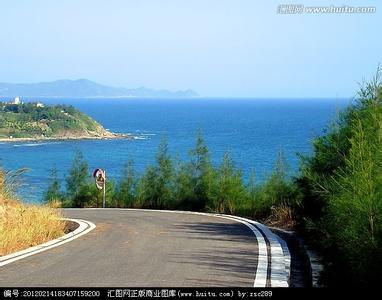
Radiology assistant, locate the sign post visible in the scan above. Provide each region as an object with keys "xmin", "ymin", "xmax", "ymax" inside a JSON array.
[
  {"xmin": 93, "ymin": 168, "xmax": 106, "ymax": 208},
  {"xmin": 102, "ymin": 170, "xmax": 106, "ymax": 208}
]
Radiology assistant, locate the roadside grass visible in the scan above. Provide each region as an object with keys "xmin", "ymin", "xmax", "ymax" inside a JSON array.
[
  {"xmin": 264, "ymin": 205, "xmax": 296, "ymax": 230},
  {"xmin": 0, "ymin": 170, "xmax": 66, "ymax": 256}
]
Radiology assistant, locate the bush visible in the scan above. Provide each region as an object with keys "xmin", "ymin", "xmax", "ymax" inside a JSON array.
[{"xmin": 298, "ymin": 70, "xmax": 382, "ymax": 286}]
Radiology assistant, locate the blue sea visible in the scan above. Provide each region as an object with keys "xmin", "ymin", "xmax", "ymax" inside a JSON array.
[{"xmin": 0, "ymin": 97, "xmax": 350, "ymax": 203}]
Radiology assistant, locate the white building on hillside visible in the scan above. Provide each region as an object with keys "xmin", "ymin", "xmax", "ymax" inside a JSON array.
[{"xmin": 10, "ymin": 96, "xmax": 21, "ymax": 105}]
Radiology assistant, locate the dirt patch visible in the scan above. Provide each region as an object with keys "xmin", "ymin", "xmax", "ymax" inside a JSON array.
[{"xmin": 64, "ymin": 220, "xmax": 80, "ymax": 234}]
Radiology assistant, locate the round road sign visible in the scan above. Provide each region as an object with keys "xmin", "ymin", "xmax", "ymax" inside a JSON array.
[{"xmin": 93, "ymin": 168, "xmax": 105, "ymax": 190}]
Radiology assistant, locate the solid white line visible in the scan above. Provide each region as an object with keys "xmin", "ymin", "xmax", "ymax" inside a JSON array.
[
  {"xmin": 64, "ymin": 208, "xmax": 269, "ymax": 287},
  {"xmin": 227, "ymin": 215, "xmax": 289, "ymax": 287},
  {"xmin": 210, "ymin": 214, "xmax": 268, "ymax": 287},
  {"xmin": 0, "ymin": 219, "xmax": 96, "ymax": 267},
  {"xmin": 276, "ymin": 234, "xmax": 291, "ymax": 281}
]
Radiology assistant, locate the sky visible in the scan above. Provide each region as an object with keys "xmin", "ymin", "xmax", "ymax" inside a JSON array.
[{"xmin": 0, "ymin": 0, "xmax": 381, "ymax": 97}]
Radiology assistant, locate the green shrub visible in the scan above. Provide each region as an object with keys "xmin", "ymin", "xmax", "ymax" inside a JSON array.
[{"xmin": 298, "ymin": 70, "xmax": 382, "ymax": 286}]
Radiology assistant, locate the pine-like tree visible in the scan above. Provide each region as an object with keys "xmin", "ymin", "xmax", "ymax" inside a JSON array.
[
  {"xmin": 154, "ymin": 136, "xmax": 174, "ymax": 209},
  {"xmin": 136, "ymin": 166, "xmax": 157, "ymax": 208},
  {"xmin": 44, "ymin": 166, "xmax": 62, "ymax": 203},
  {"xmin": 115, "ymin": 160, "xmax": 136, "ymax": 207},
  {"xmin": 65, "ymin": 150, "xmax": 89, "ymax": 207},
  {"xmin": 212, "ymin": 152, "xmax": 245, "ymax": 214},
  {"xmin": 188, "ymin": 130, "xmax": 215, "ymax": 210},
  {"xmin": 173, "ymin": 157, "xmax": 193, "ymax": 209}
]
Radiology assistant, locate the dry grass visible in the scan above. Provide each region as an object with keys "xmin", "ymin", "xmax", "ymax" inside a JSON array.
[
  {"xmin": 46, "ymin": 199, "xmax": 63, "ymax": 208},
  {"xmin": 264, "ymin": 204, "xmax": 296, "ymax": 230},
  {"xmin": 0, "ymin": 171, "xmax": 66, "ymax": 256}
]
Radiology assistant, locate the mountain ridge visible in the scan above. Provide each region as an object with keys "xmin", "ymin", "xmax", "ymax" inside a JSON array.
[{"xmin": 0, "ymin": 79, "xmax": 198, "ymax": 98}]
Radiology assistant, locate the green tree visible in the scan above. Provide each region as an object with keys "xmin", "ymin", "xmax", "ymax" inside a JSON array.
[
  {"xmin": 136, "ymin": 166, "xmax": 157, "ymax": 208},
  {"xmin": 104, "ymin": 180, "xmax": 116, "ymax": 208},
  {"xmin": 154, "ymin": 136, "xmax": 174, "ymax": 209},
  {"xmin": 324, "ymin": 115, "xmax": 382, "ymax": 284},
  {"xmin": 257, "ymin": 151, "xmax": 298, "ymax": 217},
  {"xmin": 210, "ymin": 152, "xmax": 245, "ymax": 214},
  {"xmin": 173, "ymin": 157, "xmax": 193, "ymax": 209},
  {"xmin": 298, "ymin": 69, "xmax": 382, "ymax": 285},
  {"xmin": 115, "ymin": 160, "xmax": 136, "ymax": 207},
  {"xmin": 44, "ymin": 166, "xmax": 62, "ymax": 203},
  {"xmin": 244, "ymin": 169, "xmax": 258, "ymax": 218},
  {"xmin": 65, "ymin": 150, "xmax": 89, "ymax": 207},
  {"xmin": 187, "ymin": 131, "xmax": 215, "ymax": 210}
]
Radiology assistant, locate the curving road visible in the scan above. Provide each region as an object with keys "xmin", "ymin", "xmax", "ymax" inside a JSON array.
[{"xmin": 0, "ymin": 209, "xmax": 263, "ymax": 287}]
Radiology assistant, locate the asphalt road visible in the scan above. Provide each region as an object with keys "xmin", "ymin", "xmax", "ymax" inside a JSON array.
[{"xmin": 0, "ymin": 209, "xmax": 259, "ymax": 287}]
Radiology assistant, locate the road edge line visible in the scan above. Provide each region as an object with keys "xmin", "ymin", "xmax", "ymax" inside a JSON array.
[
  {"xmin": 209, "ymin": 214, "xmax": 269, "ymax": 287},
  {"xmin": 275, "ymin": 234, "xmax": 291, "ymax": 283},
  {"xmin": 224, "ymin": 215, "xmax": 290, "ymax": 287}
]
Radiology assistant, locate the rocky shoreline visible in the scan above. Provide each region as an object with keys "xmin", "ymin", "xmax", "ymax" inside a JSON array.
[{"xmin": 0, "ymin": 132, "xmax": 131, "ymax": 143}]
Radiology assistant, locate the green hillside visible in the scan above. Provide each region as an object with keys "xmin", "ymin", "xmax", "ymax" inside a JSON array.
[{"xmin": 0, "ymin": 102, "xmax": 115, "ymax": 140}]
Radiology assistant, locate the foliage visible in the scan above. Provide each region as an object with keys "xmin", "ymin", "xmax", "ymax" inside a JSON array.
[
  {"xmin": 44, "ymin": 166, "xmax": 63, "ymax": 203},
  {"xmin": 65, "ymin": 150, "xmax": 90, "ymax": 207},
  {"xmin": 52, "ymin": 134, "xmax": 297, "ymax": 225},
  {"xmin": 152, "ymin": 136, "xmax": 175, "ymax": 209},
  {"xmin": 0, "ymin": 102, "xmax": 105, "ymax": 138},
  {"xmin": 186, "ymin": 131, "xmax": 215, "ymax": 211},
  {"xmin": 298, "ymin": 69, "xmax": 382, "ymax": 286},
  {"xmin": 135, "ymin": 166, "xmax": 158, "ymax": 209},
  {"xmin": 209, "ymin": 152, "xmax": 245, "ymax": 214},
  {"xmin": 114, "ymin": 160, "xmax": 136, "ymax": 208}
]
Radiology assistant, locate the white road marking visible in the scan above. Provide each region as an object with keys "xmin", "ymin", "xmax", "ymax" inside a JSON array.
[
  {"xmin": 224, "ymin": 215, "xmax": 289, "ymax": 287},
  {"xmin": 210, "ymin": 214, "xmax": 269, "ymax": 287}
]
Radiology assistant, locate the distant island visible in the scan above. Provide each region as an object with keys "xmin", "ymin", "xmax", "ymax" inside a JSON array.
[
  {"xmin": 0, "ymin": 79, "xmax": 198, "ymax": 98},
  {"xmin": 0, "ymin": 99, "xmax": 127, "ymax": 142}
]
